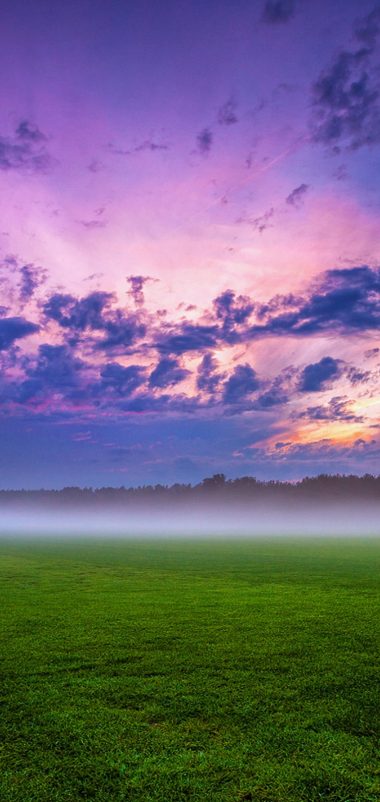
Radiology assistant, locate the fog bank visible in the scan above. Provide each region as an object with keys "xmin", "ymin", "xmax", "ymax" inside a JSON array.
[{"xmin": 0, "ymin": 498, "xmax": 379, "ymax": 538}]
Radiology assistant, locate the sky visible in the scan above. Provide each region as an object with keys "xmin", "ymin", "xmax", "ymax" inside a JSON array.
[{"xmin": 0, "ymin": 0, "xmax": 379, "ymax": 488}]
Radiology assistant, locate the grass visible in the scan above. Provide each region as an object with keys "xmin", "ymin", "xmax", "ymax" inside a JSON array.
[{"xmin": 0, "ymin": 536, "xmax": 380, "ymax": 801}]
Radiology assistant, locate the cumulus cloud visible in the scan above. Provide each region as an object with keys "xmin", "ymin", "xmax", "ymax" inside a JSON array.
[
  {"xmin": 223, "ymin": 364, "xmax": 261, "ymax": 404},
  {"xmin": 44, "ymin": 290, "xmax": 146, "ymax": 351},
  {"xmin": 0, "ymin": 317, "xmax": 39, "ymax": 350},
  {"xmin": 213, "ymin": 289, "xmax": 254, "ymax": 337},
  {"xmin": 98, "ymin": 363, "xmax": 146, "ymax": 396},
  {"xmin": 197, "ymin": 353, "xmax": 225, "ymax": 395},
  {"xmin": 149, "ymin": 357, "xmax": 190, "ymax": 388},
  {"xmin": 0, "ymin": 262, "xmax": 377, "ymax": 424},
  {"xmin": 44, "ymin": 291, "xmax": 114, "ymax": 331},
  {"xmin": 157, "ymin": 322, "xmax": 219, "ymax": 354},
  {"xmin": 249, "ymin": 266, "xmax": 380, "ymax": 338},
  {"xmin": 298, "ymin": 356, "xmax": 343, "ymax": 392},
  {"xmin": 14, "ymin": 344, "xmax": 88, "ymax": 404}
]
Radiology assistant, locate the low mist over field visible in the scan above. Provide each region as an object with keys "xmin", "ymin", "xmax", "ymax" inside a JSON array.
[{"xmin": 1, "ymin": 475, "xmax": 379, "ymax": 537}]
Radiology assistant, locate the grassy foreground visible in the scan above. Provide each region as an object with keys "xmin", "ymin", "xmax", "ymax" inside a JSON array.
[{"xmin": 1, "ymin": 537, "xmax": 380, "ymax": 802}]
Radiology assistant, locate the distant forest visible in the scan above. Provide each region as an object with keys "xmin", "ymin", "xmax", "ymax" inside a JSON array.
[{"xmin": 0, "ymin": 474, "xmax": 379, "ymax": 508}]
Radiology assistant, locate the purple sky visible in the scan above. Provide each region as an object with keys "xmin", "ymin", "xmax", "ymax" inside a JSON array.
[{"xmin": 0, "ymin": 0, "xmax": 379, "ymax": 488}]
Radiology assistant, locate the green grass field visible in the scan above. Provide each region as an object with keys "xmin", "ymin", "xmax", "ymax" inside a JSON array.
[{"xmin": 1, "ymin": 537, "xmax": 380, "ymax": 802}]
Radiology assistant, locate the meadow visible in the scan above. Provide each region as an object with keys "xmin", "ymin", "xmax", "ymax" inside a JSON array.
[{"xmin": 1, "ymin": 537, "xmax": 379, "ymax": 802}]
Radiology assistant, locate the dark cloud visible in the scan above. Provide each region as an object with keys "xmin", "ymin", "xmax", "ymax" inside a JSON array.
[
  {"xmin": 253, "ymin": 366, "xmax": 297, "ymax": 409},
  {"xmin": 0, "ymin": 317, "xmax": 39, "ymax": 350},
  {"xmin": 299, "ymin": 356, "xmax": 343, "ymax": 392},
  {"xmin": 223, "ymin": 364, "xmax": 260, "ymax": 404},
  {"xmin": 196, "ymin": 128, "xmax": 213, "ymax": 155},
  {"xmin": 126, "ymin": 275, "xmax": 153, "ymax": 307},
  {"xmin": 15, "ymin": 345, "xmax": 87, "ymax": 404},
  {"xmin": 155, "ymin": 266, "xmax": 378, "ymax": 357},
  {"xmin": 263, "ymin": 0, "xmax": 296, "ymax": 24},
  {"xmin": 98, "ymin": 363, "xmax": 146, "ymax": 396},
  {"xmin": 196, "ymin": 353, "xmax": 224, "ymax": 395},
  {"xmin": 250, "ymin": 266, "xmax": 380, "ymax": 337},
  {"xmin": 213, "ymin": 289, "xmax": 254, "ymax": 336},
  {"xmin": 346, "ymin": 366, "xmax": 372, "ymax": 385},
  {"xmin": 0, "ymin": 121, "xmax": 52, "ymax": 172},
  {"xmin": 217, "ymin": 98, "xmax": 238, "ymax": 126},
  {"xmin": 312, "ymin": 8, "xmax": 380, "ymax": 151},
  {"xmin": 44, "ymin": 290, "xmax": 146, "ymax": 350},
  {"xmin": 255, "ymin": 386, "xmax": 288, "ymax": 408},
  {"xmin": 297, "ymin": 396, "xmax": 363, "ymax": 423},
  {"xmin": 100, "ymin": 310, "xmax": 146, "ymax": 350},
  {"xmin": 19, "ymin": 264, "xmax": 47, "ymax": 304},
  {"xmin": 44, "ymin": 291, "xmax": 114, "ymax": 331},
  {"xmin": 157, "ymin": 323, "xmax": 219, "ymax": 354},
  {"xmin": 286, "ymin": 183, "xmax": 309, "ymax": 206},
  {"xmin": 16, "ymin": 120, "xmax": 46, "ymax": 143},
  {"xmin": 149, "ymin": 357, "xmax": 190, "ymax": 388}
]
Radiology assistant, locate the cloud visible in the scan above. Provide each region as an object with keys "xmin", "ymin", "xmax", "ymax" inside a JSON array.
[
  {"xmin": 16, "ymin": 120, "xmax": 46, "ymax": 143},
  {"xmin": 133, "ymin": 140, "xmax": 169, "ymax": 154},
  {"xmin": 108, "ymin": 139, "xmax": 169, "ymax": 156},
  {"xmin": 223, "ymin": 364, "xmax": 260, "ymax": 404},
  {"xmin": 100, "ymin": 310, "xmax": 146, "ymax": 350},
  {"xmin": 346, "ymin": 366, "xmax": 372, "ymax": 385},
  {"xmin": 157, "ymin": 322, "xmax": 219, "ymax": 354},
  {"xmin": 364, "ymin": 347, "xmax": 379, "ymax": 359},
  {"xmin": 44, "ymin": 291, "xmax": 114, "ymax": 331},
  {"xmin": 286, "ymin": 183, "xmax": 309, "ymax": 206},
  {"xmin": 87, "ymin": 160, "xmax": 104, "ymax": 173},
  {"xmin": 126, "ymin": 275, "xmax": 153, "ymax": 307},
  {"xmin": 255, "ymin": 386, "xmax": 288, "ymax": 408},
  {"xmin": 98, "ymin": 363, "xmax": 146, "ymax": 396},
  {"xmin": 196, "ymin": 128, "xmax": 213, "ymax": 155},
  {"xmin": 15, "ymin": 344, "xmax": 88, "ymax": 404},
  {"xmin": 149, "ymin": 357, "xmax": 190, "ymax": 388},
  {"xmin": 217, "ymin": 98, "xmax": 238, "ymax": 126},
  {"xmin": 44, "ymin": 290, "xmax": 146, "ymax": 351},
  {"xmin": 354, "ymin": 5, "xmax": 380, "ymax": 48},
  {"xmin": 80, "ymin": 219, "xmax": 106, "ymax": 230},
  {"xmin": 262, "ymin": 0, "xmax": 296, "ymax": 24},
  {"xmin": 251, "ymin": 208, "xmax": 274, "ymax": 233},
  {"xmin": 298, "ymin": 356, "xmax": 343, "ymax": 392},
  {"xmin": 1, "ymin": 263, "xmax": 377, "ymax": 423},
  {"xmin": 311, "ymin": 8, "xmax": 380, "ymax": 151},
  {"xmin": 213, "ymin": 289, "xmax": 254, "ymax": 336},
  {"xmin": 197, "ymin": 353, "xmax": 224, "ymax": 395},
  {"xmin": 0, "ymin": 317, "xmax": 39, "ymax": 350},
  {"xmin": 250, "ymin": 265, "xmax": 380, "ymax": 337},
  {"xmin": 296, "ymin": 396, "xmax": 363, "ymax": 423},
  {"xmin": 19, "ymin": 264, "xmax": 48, "ymax": 304},
  {"xmin": 0, "ymin": 121, "xmax": 53, "ymax": 173}
]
